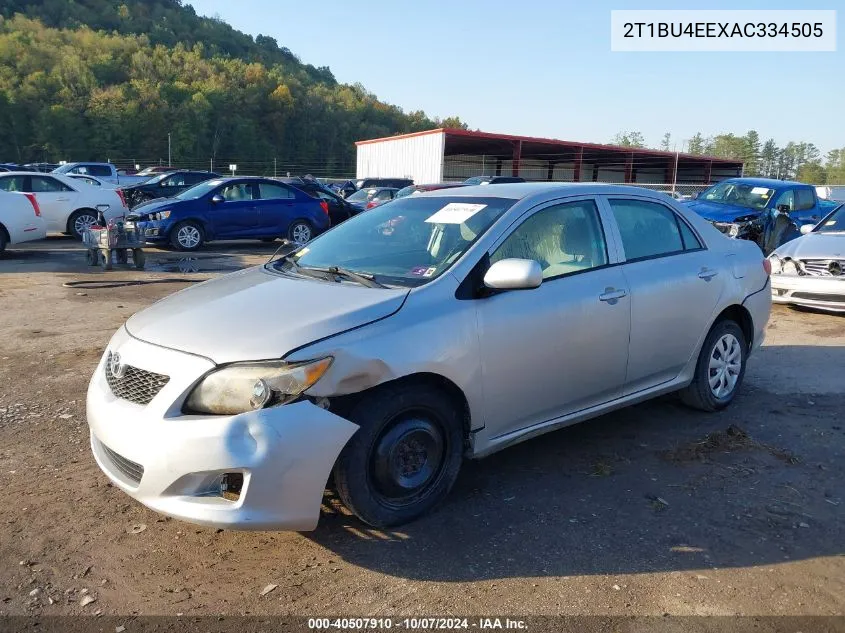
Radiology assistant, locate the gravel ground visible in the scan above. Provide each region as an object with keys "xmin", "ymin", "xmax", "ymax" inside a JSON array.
[{"xmin": 0, "ymin": 238, "xmax": 843, "ymax": 617}]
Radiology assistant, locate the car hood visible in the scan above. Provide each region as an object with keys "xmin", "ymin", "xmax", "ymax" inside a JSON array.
[
  {"xmin": 683, "ymin": 200, "xmax": 762, "ymax": 222},
  {"xmin": 772, "ymin": 232, "xmax": 845, "ymax": 259},
  {"xmin": 125, "ymin": 266, "xmax": 409, "ymax": 364},
  {"xmin": 130, "ymin": 197, "xmax": 181, "ymax": 215}
]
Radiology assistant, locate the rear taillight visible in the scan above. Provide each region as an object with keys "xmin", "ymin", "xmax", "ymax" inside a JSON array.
[
  {"xmin": 116, "ymin": 188, "xmax": 127, "ymax": 208},
  {"xmin": 763, "ymin": 258, "xmax": 772, "ymax": 275},
  {"xmin": 23, "ymin": 193, "xmax": 41, "ymax": 217},
  {"xmin": 319, "ymin": 200, "xmax": 329, "ymax": 215}
]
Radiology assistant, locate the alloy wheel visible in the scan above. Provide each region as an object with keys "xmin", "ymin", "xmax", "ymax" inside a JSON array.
[
  {"xmin": 177, "ymin": 225, "xmax": 201, "ymax": 249},
  {"xmin": 73, "ymin": 213, "xmax": 97, "ymax": 237},
  {"xmin": 291, "ymin": 223, "xmax": 312, "ymax": 245}
]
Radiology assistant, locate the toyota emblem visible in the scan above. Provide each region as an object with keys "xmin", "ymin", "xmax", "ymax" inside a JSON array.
[{"xmin": 109, "ymin": 352, "xmax": 125, "ymax": 379}]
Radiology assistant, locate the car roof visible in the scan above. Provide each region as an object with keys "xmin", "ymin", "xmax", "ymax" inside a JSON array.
[
  {"xmin": 722, "ymin": 177, "xmax": 807, "ymax": 187},
  {"xmin": 418, "ymin": 182, "xmax": 675, "ymax": 202}
]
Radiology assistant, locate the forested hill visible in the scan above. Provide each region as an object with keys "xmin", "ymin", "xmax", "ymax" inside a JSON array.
[{"xmin": 0, "ymin": 1, "xmax": 465, "ymax": 174}]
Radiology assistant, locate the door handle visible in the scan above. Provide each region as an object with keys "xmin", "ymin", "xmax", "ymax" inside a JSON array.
[
  {"xmin": 57, "ymin": 197, "xmax": 70, "ymax": 202},
  {"xmin": 698, "ymin": 268, "xmax": 719, "ymax": 281},
  {"xmin": 599, "ymin": 288, "xmax": 627, "ymax": 303}
]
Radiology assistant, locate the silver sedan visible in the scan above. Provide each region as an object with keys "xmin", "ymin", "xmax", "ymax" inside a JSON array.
[
  {"xmin": 87, "ymin": 184, "xmax": 772, "ymax": 530},
  {"xmin": 769, "ymin": 203, "xmax": 845, "ymax": 312}
]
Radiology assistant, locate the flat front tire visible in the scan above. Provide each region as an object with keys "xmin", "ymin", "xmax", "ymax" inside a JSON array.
[
  {"xmin": 333, "ymin": 383, "xmax": 464, "ymax": 527},
  {"xmin": 680, "ymin": 320, "xmax": 747, "ymax": 412}
]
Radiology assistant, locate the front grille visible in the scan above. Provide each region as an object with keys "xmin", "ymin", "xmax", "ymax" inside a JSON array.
[
  {"xmin": 792, "ymin": 292, "xmax": 845, "ymax": 303},
  {"xmin": 101, "ymin": 442, "xmax": 144, "ymax": 485},
  {"xmin": 104, "ymin": 351, "xmax": 169, "ymax": 405},
  {"xmin": 799, "ymin": 259, "xmax": 845, "ymax": 277}
]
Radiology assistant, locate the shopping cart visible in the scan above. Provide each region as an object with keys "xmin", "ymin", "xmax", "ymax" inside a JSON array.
[{"xmin": 83, "ymin": 218, "xmax": 147, "ymax": 271}]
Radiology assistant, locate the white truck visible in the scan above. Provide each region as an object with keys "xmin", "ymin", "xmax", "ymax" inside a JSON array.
[{"xmin": 51, "ymin": 163, "xmax": 151, "ymax": 187}]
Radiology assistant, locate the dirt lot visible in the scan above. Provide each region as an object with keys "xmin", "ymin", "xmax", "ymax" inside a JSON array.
[{"xmin": 0, "ymin": 238, "xmax": 843, "ymax": 617}]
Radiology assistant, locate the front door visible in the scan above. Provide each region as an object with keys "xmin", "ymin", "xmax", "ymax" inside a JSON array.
[
  {"xmin": 602, "ymin": 196, "xmax": 724, "ymax": 394},
  {"xmin": 475, "ymin": 198, "xmax": 631, "ymax": 440},
  {"xmin": 207, "ymin": 181, "xmax": 260, "ymax": 238},
  {"xmin": 30, "ymin": 175, "xmax": 81, "ymax": 232}
]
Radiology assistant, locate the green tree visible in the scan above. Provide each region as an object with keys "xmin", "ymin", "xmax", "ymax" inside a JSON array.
[
  {"xmin": 659, "ymin": 132, "xmax": 671, "ymax": 152},
  {"xmin": 611, "ymin": 131, "xmax": 645, "ymax": 148}
]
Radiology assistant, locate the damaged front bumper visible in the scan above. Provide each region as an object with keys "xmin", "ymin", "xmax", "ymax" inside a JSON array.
[
  {"xmin": 86, "ymin": 327, "xmax": 358, "ymax": 531},
  {"xmin": 771, "ymin": 274, "xmax": 845, "ymax": 313}
]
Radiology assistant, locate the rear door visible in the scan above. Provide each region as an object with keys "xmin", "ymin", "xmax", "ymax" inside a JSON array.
[
  {"xmin": 206, "ymin": 181, "xmax": 260, "ymax": 238},
  {"xmin": 601, "ymin": 196, "xmax": 723, "ymax": 395},
  {"xmin": 254, "ymin": 181, "xmax": 301, "ymax": 237},
  {"xmin": 30, "ymin": 175, "xmax": 80, "ymax": 232}
]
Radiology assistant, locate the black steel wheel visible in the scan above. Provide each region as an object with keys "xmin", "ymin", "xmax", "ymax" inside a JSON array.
[{"xmin": 333, "ymin": 382, "xmax": 464, "ymax": 527}]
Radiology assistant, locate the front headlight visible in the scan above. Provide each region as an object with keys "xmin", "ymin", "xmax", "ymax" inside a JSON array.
[
  {"xmin": 728, "ymin": 223, "xmax": 740, "ymax": 237},
  {"xmin": 782, "ymin": 259, "xmax": 799, "ymax": 276},
  {"xmin": 151, "ymin": 210, "xmax": 171, "ymax": 221},
  {"xmin": 184, "ymin": 357, "xmax": 333, "ymax": 415},
  {"xmin": 768, "ymin": 255, "xmax": 783, "ymax": 274}
]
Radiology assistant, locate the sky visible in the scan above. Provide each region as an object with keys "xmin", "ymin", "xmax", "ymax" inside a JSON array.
[{"xmin": 189, "ymin": 0, "xmax": 843, "ymax": 153}]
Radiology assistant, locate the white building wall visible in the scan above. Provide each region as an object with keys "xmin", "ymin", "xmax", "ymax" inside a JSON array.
[{"xmin": 356, "ymin": 132, "xmax": 445, "ymax": 184}]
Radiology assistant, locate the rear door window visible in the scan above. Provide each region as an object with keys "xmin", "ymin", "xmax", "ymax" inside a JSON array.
[
  {"xmin": 0, "ymin": 175, "xmax": 26, "ymax": 192},
  {"xmin": 257, "ymin": 183, "xmax": 295, "ymax": 200},
  {"xmin": 608, "ymin": 199, "xmax": 691, "ymax": 261}
]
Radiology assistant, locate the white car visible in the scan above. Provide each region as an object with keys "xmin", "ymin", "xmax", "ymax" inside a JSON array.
[
  {"xmin": 0, "ymin": 172, "xmax": 127, "ymax": 239},
  {"xmin": 769, "ymin": 203, "xmax": 845, "ymax": 312},
  {"xmin": 0, "ymin": 190, "xmax": 47, "ymax": 253}
]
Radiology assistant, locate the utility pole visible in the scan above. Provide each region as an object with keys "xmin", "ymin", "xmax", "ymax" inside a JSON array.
[{"xmin": 168, "ymin": 132, "xmax": 172, "ymax": 167}]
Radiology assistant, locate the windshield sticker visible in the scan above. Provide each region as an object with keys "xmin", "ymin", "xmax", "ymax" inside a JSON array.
[
  {"xmin": 751, "ymin": 187, "xmax": 770, "ymax": 195},
  {"xmin": 423, "ymin": 267, "xmax": 437, "ymax": 277},
  {"xmin": 409, "ymin": 266, "xmax": 428, "ymax": 276},
  {"xmin": 425, "ymin": 203, "xmax": 487, "ymax": 224}
]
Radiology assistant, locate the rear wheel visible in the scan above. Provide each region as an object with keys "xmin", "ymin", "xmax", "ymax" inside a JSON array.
[
  {"xmin": 680, "ymin": 320, "xmax": 747, "ymax": 412},
  {"xmin": 68, "ymin": 209, "xmax": 98, "ymax": 240},
  {"xmin": 287, "ymin": 220, "xmax": 313, "ymax": 245},
  {"xmin": 0, "ymin": 227, "xmax": 7, "ymax": 254},
  {"xmin": 169, "ymin": 221, "xmax": 204, "ymax": 251},
  {"xmin": 333, "ymin": 383, "xmax": 464, "ymax": 527}
]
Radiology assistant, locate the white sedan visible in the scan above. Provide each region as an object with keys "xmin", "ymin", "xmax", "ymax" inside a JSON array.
[
  {"xmin": 0, "ymin": 190, "xmax": 47, "ymax": 253},
  {"xmin": 68, "ymin": 174, "xmax": 118, "ymax": 189},
  {"xmin": 0, "ymin": 172, "xmax": 127, "ymax": 239}
]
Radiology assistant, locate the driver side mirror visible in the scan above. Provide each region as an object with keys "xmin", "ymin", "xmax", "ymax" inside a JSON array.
[
  {"xmin": 211, "ymin": 194, "xmax": 225, "ymax": 204},
  {"xmin": 483, "ymin": 258, "xmax": 542, "ymax": 291},
  {"xmin": 776, "ymin": 204, "xmax": 792, "ymax": 213}
]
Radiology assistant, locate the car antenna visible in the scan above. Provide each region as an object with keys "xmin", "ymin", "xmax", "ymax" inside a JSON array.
[{"xmin": 267, "ymin": 238, "xmax": 298, "ymax": 264}]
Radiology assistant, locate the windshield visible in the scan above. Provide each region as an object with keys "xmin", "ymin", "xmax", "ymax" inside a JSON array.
[
  {"xmin": 699, "ymin": 182, "xmax": 775, "ymax": 210},
  {"xmin": 175, "ymin": 178, "xmax": 225, "ymax": 200},
  {"xmin": 347, "ymin": 188, "xmax": 376, "ymax": 202},
  {"xmin": 395, "ymin": 186, "xmax": 418, "ymax": 199},
  {"xmin": 275, "ymin": 196, "xmax": 517, "ymax": 287},
  {"xmin": 464, "ymin": 176, "xmax": 488, "ymax": 185},
  {"xmin": 143, "ymin": 173, "xmax": 172, "ymax": 185},
  {"xmin": 816, "ymin": 204, "xmax": 845, "ymax": 233}
]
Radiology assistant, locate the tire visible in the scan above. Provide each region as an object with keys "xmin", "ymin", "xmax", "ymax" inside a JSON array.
[
  {"xmin": 333, "ymin": 382, "xmax": 464, "ymax": 527},
  {"xmin": 0, "ymin": 227, "xmax": 7, "ymax": 255},
  {"xmin": 68, "ymin": 209, "xmax": 99, "ymax": 240},
  {"xmin": 85, "ymin": 249, "xmax": 98, "ymax": 266},
  {"xmin": 133, "ymin": 248, "xmax": 146, "ymax": 270},
  {"xmin": 115, "ymin": 249, "xmax": 129, "ymax": 265},
  {"xmin": 287, "ymin": 219, "xmax": 313, "ymax": 246},
  {"xmin": 100, "ymin": 249, "xmax": 112, "ymax": 271},
  {"xmin": 169, "ymin": 221, "xmax": 204, "ymax": 251},
  {"xmin": 680, "ymin": 320, "xmax": 747, "ymax": 412}
]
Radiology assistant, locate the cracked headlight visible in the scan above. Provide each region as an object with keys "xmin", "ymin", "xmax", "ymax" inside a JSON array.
[
  {"xmin": 184, "ymin": 357, "xmax": 333, "ymax": 415},
  {"xmin": 768, "ymin": 255, "xmax": 783, "ymax": 275},
  {"xmin": 782, "ymin": 259, "xmax": 799, "ymax": 276}
]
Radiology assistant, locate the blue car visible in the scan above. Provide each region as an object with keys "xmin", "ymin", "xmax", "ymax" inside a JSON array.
[{"xmin": 128, "ymin": 177, "xmax": 331, "ymax": 250}]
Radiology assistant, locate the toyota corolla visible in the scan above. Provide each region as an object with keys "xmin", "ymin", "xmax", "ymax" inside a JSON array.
[{"xmin": 87, "ymin": 184, "xmax": 771, "ymax": 530}]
